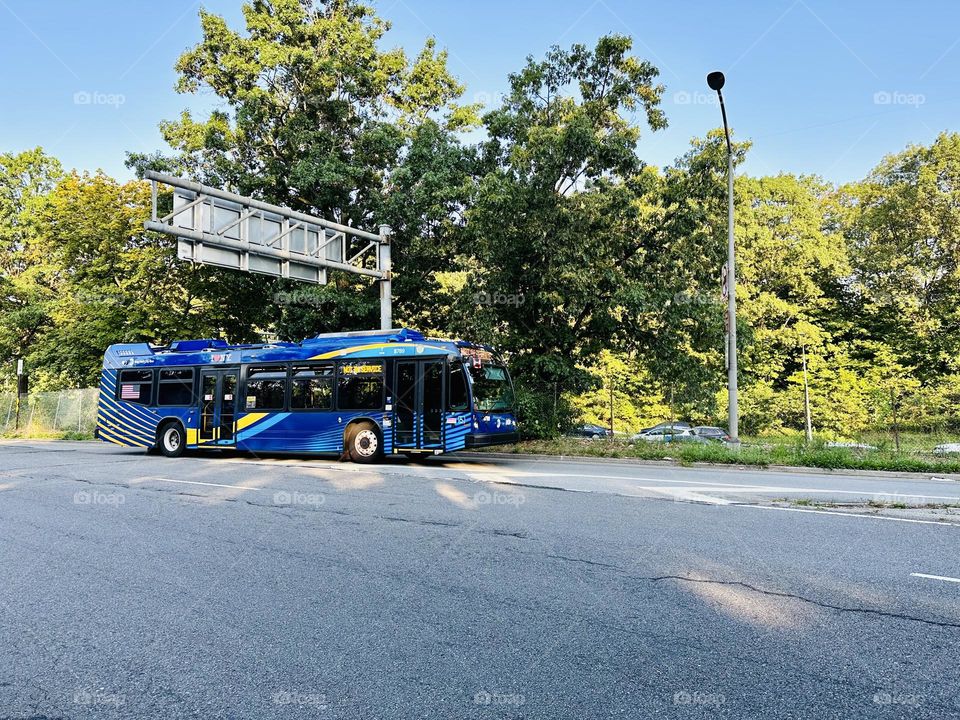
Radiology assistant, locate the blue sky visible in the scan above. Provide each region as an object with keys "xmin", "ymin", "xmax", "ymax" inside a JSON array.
[{"xmin": 1, "ymin": 0, "xmax": 958, "ymax": 183}]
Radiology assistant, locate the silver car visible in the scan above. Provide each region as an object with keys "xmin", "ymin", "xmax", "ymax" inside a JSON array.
[{"xmin": 631, "ymin": 427, "xmax": 709, "ymax": 444}]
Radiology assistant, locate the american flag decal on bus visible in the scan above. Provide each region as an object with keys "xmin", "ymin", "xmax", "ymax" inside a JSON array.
[{"xmin": 120, "ymin": 385, "xmax": 139, "ymax": 399}]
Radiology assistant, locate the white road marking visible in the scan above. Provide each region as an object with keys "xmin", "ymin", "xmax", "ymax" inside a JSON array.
[
  {"xmin": 121, "ymin": 470, "xmax": 960, "ymax": 528},
  {"xmin": 910, "ymin": 573, "xmax": 960, "ymax": 583},
  {"xmin": 741, "ymin": 504, "xmax": 957, "ymax": 526},
  {"xmin": 468, "ymin": 472, "xmax": 960, "ymax": 502},
  {"xmin": 126, "ymin": 460, "xmax": 960, "ymax": 526},
  {"xmin": 138, "ymin": 475, "xmax": 957, "ymax": 526},
  {"xmin": 134, "ymin": 477, "xmax": 259, "ymax": 492},
  {"xmin": 209, "ymin": 456, "xmax": 960, "ymax": 501},
  {"xmin": 522, "ymin": 474, "xmax": 960, "ymax": 500},
  {"xmin": 531, "ymin": 478, "xmax": 960, "ymax": 501},
  {"xmin": 650, "ymin": 489, "xmax": 733, "ymax": 505}
]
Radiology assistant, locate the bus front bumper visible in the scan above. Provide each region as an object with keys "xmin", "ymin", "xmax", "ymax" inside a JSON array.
[{"xmin": 465, "ymin": 431, "xmax": 520, "ymax": 448}]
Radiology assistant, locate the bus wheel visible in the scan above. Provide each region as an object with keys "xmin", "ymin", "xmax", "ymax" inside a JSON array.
[
  {"xmin": 346, "ymin": 421, "xmax": 382, "ymax": 464},
  {"xmin": 158, "ymin": 422, "xmax": 186, "ymax": 458}
]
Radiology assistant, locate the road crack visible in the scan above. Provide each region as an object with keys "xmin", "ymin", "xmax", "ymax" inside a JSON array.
[
  {"xmin": 546, "ymin": 553, "xmax": 618, "ymax": 568},
  {"xmin": 378, "ymin": 515, "xmax": 460, "ymax": 528},
  {"xmin": 648, "ymin": 575, "xmax": 960, "ymax": 629},
  {"xmin": 544, "ymin": 554, "xmax": 960, "ymax": 629}
]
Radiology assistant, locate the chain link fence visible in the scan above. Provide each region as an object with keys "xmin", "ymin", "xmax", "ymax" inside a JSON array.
[{"xmin": 0, "ymin": 388, "xmax": 99, "ymax": 437}]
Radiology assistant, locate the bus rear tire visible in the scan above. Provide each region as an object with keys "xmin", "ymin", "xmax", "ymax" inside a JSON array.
[
  {"xmin": 158, "ymin": 422, "xmax": 186, "ymax": 458},
  {"xmin": 345, "ymin": 421, "xmax": 382, "ymax": 464}
]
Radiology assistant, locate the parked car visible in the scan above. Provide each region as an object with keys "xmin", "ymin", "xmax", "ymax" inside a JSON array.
[
  {"xmin": 567, "ymin": 423, "xmax": 613, "ymax": 440},
  {"xmin": 639, "ymin": 421, "xmax": 692, "ymax": 434},
  {"xmin": 630, "ymin": 427, "xmax": 709, "ymax": 444},
  {"xmin": 824, "ymin": 441, "xmax": 878, "ymax": 451},
  {"xmin": 692, "ymin": 426, "xmax": 730, "ymax": 442}
]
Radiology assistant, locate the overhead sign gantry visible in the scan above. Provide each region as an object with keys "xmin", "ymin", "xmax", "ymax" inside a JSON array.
[{"xmin": 143, "ymin": 171, "xmax": 393, "ymax": 330}]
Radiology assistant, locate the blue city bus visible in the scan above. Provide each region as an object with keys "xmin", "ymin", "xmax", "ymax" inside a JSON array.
[{"xmin": 95, "ymin": 328, "xmax": 519, "ymax": 462}]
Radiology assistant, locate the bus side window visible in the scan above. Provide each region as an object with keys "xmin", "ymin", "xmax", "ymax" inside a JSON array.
[
  {"xmin": 245, "ymin": 365, "xmax": 287, "ymax": 410},
  {"xmin": 448, "ymin": 363, "xmax": 470, "ymax": 412},
  {"xmin": 157, "ymin": 368, "xmax": 194, "ymax": 406},
  {"xmin": 291, "ymin": 363, "xmax": 334, "ymax": 410},
  {"xmin": 117, "ymin": 369, "xmax": 153, "ymax": 405},
  {"xmin": 337, "ymin": 361, "xmax": 384, "ymax": 410}
]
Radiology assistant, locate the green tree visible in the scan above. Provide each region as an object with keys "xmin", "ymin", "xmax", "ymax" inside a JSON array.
[
  {"xmin": 733, "ymin": 173, "xmax": 849, "ymax": 431},
  {"xmin": 839, "ymin": 132, "xmax": 960, "ymax": 379},
  {"xmin": 0, "ymin": 148, "xmax": 63, "ymax": 388},
  {"xmin": 131, "ymin": 0, "xmax": 477, "ymax": 336},
  {"xmin": 569, "ymin": 350, "xmax": 671, "ymax": 433},
  {"xmin": 635, "ymin": 131, "xmax": 741, "ymax": 409},
  {"xmin": 469, "ymin": 35, "xmax": 667, "ymax": 401},
  {"xmin": 3, "ymin": 170, "xmax": 278, "ymax": 390},
  {"xmin": 381, "ymin": 120, "xmax": 477, "ymax": 332}
]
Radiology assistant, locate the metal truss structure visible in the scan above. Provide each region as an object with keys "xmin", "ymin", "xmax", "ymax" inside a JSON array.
[{"xmin": 144, "ymin": 171, "xmax": 393, "ymax": 329}]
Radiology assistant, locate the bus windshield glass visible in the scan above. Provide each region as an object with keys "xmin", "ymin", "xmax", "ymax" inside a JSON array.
[{"xmin": 469, "ymin": 364, "xmax": 514, "ymax": 413}]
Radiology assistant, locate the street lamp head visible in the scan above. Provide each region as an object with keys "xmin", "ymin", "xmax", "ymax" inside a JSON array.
[{"xmin": 707, "ymin": 71, "xmax": 725, "ymax": 92}]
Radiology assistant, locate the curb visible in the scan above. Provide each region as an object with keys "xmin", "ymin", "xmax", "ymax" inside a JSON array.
[{"xmin": 457, "ymin": 451, "xmax": 960, "ymax": 482}]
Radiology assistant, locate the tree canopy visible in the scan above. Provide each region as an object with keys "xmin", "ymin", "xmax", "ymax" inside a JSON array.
[{"xmin": 4, "ymin": 0, "xmax": 960, "ymax": 439}]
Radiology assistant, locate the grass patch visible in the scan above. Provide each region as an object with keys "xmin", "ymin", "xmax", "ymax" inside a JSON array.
[
  {"xmin": 0, "ymin": 429, "xmax": 94, "ymax": 441},
  {"xmin": 753, "ymin": 429, "xmax": 960, "ymax": 455},
  {"xmin": 482, "ymin": 436, "xmax": 960, "ymax": 475}
]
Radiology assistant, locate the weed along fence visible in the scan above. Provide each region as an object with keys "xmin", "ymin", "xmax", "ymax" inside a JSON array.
[{"xmin": 0, "ymin": 388, "xmax": 99, "ymax": 437}]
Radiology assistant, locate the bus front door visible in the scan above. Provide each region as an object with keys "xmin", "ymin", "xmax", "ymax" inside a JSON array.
[
  {"xmin": 393, "ymin": 360, "xmax": 445, "ymax": 452},
  {"xmin": 198, "ymin": 369, "xmax": 238, "ymax": 446}
]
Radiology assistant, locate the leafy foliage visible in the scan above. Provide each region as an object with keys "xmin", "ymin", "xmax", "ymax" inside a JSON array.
[
  {"xmin": 3, "ymin": 2, "xmax": 960, "ymax": 442},
  {"xmin": 469, "ymin": 35, "xmax": 670, "ymax": 397}
]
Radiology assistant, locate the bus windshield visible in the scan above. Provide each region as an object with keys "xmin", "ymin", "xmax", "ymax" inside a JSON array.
[{"xmin": 469, "ymin": 364, "xmax": 514, "ymax": 413}]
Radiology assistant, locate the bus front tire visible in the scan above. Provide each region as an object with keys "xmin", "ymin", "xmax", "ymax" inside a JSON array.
[
  {"xmin": 345, "ymin": 421, "xmax": 383, "ymax": 464},
  {"xmin": 158, "ymin": 422, "xmax": 186, "ymax": 458}
]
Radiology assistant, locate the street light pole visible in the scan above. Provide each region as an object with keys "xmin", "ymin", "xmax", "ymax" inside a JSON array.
[
  {"xmin": 707, "ymin": 71, "xmax": 739, "ymax": 445},
  {"xmin": 802, "ymin": 345, "xmax": 812, "ymax": 443}
]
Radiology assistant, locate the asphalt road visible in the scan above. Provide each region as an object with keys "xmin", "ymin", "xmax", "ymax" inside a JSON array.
[{"xmin": 2, "ymin": 441, "xmax": 960, "ymax": 719}]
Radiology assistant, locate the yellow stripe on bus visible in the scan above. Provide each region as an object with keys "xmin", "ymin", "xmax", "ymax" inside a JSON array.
[
  {"xmin": 97, "ymin": 404, "xmax": 152, "ymax": 435},
  {"xmin": 308, "ymin": 342, "xmax": 448, "ymax": 360},
  {"xmin": 98, "ymin": 402, "xmax": 155, "ymax": 435},
  {"xmin": 97, "ymin": 410, "xmax": 152, "ymax": 442},
  {"xmin": 98, "ymin": 424, "xmax": 150, "ymax": 448},
  {"xmin": 97, "ymin": 425, "xmax": 128, "ymax": 447},
  {"xmin": 236, "ymin": 412, "xmax": 268, "ymax": 432}
]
